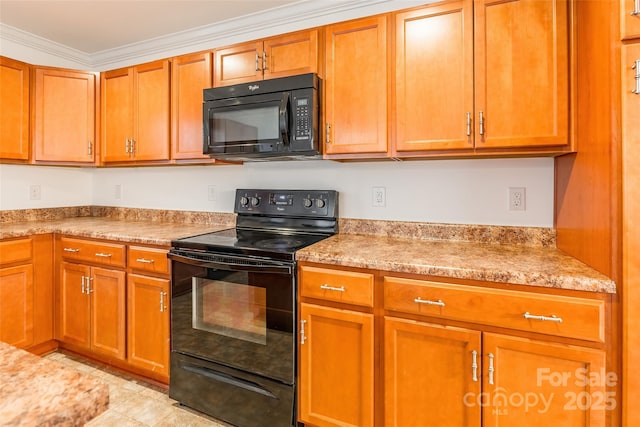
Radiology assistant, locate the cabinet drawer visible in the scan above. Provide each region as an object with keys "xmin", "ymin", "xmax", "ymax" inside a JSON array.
[
  {"xmin": 384, "ymin": 277, "xmax": 605, "ymax": 343},
  {"xmin": 128, "ymin": 246, "xmax": 169, "ymax": 275},
  {"xmin": 59, "ymin": 237, "xmax": 126, "ymax": 268},
  {"xmin": 300, "ymin": 265, "xmax": 374, "ymax": 307},
  {"xmin": 0, "ymin": 238, "xmax": 32, "ymax": 265}
]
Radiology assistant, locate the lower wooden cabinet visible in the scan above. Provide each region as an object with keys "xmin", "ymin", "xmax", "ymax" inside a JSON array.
[
  {"xmin": 0, "ymin": 264, "xmax": 34, "ymax": 348},
  {"xmin": 299, "ymin": 302, "xmax": 374, "ymax": 427},
  {"xmin": 58, "ymin": 261, "xmax": 126, "ymax": 360},
  {"xmin": 127, "ymin": 273, "xmax": 170, "ymax": 377}
]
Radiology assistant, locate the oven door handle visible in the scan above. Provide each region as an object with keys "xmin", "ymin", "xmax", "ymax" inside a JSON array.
[{"xmin": 168, "ymin": 252, "xmax": 293, "ymax": 274}]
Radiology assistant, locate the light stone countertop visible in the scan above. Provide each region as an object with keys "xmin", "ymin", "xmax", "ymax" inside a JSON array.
[{"xmin": 295, "ymin": 234, "xmax": 617, "ymax": 293}]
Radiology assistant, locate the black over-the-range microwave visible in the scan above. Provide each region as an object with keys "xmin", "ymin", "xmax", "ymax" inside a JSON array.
[{"xmin": 203, "ymin": 73, "xmax": 320, "ymax": 161}]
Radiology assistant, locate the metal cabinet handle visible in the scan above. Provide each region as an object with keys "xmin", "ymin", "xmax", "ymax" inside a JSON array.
[
  {"xmin": 63, "ymin": 247, "xmax": 80, "ymax": 253},
  {"xmin": 320, "ymin": 284, "xmax": 345, "ymax": 292},
  {"xmin": 523, "ymin": 311, "xmax": 563, "ymax": 323},
  {"xmin": 87, "ymin": 140, "xmax": 93, "ymax": 156},
  {"xmin": 632, "ymin": 60, "xmax": 640, "ymax": 95},
  {"xmin": 488, "ymin": 353, "xmax": 495, "ymax": 385},
  {"xmin": 160, "ymin": 291, "xmax": 167, "ymax": 312},
  {"xmin": 326, "ymin": 123, "xmax": 331, "ymax": 144},
  {"xmin": 479, "ymin": 111, "xmax": 485, "ymax": 136},
  {"xmin": 130, "ymin": 139, "xmax": 136, "ymax": 154},
  {"xmin": 136, "ymin": 258, "xmax": 155, "ymax": 264},
  {"xmin": 471, "ymin": 350, "xmax": 478, "ymax": 382},
  {"xmin": 81, "ymin": 276, "xmax": 86, "ymax": 294},
  {"xmin": 95, "ymin": 252, "xmax": 112, "ymax": 258},
  {"xmin": 632, "ymin": 0, "xmax": 640, "ymax": 16},
  {"xmin": 414, "ymin": 297, "xmax": 445, "ymax": 307},
  {"xmin": 262, "ymin": 51, "xmax": 268, "ymax": 71},
  {"xmin": 300, "ymin": 319, "xmax": 307, "ymax": 344},
  {"xmin": 255, "ymin": 53, "xmax": 262, "ymax": 71},
  {"xmin": 86, "ymin": 277, "xmax": 93, "ymax": 294},
  {"xmin": 125, "ymin": 138, "xmax": 130, "ymax": 153},
  {"xmin": 466, "ymin": 112, "xmax": 472, "ymax": 137}
]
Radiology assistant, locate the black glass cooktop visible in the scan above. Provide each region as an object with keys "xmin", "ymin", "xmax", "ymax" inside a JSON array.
[{"xmin": 171, "ymin": 228, "xmax": 331, "ymax": 261}]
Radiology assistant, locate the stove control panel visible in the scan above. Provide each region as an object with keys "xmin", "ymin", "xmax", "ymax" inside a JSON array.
[{"xmin": 235, "ymin": 189, "xmax": 338, "ymax": 218}]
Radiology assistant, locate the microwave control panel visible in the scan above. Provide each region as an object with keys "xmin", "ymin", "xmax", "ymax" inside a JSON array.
[{"xmin": 292, "ymin": 87, "xmax": 316, "ymax": 143}]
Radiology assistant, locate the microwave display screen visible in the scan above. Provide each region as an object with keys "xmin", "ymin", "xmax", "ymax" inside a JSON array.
[{"xmin": 211, "ymin": 106, "xmax": 279, "ymax": 143}]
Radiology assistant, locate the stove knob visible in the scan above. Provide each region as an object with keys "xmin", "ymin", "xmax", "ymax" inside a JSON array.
[
  {"xmin": 240, "ymin": 196, "xmax": 249, "ymax": 207},
  {"xmin": 250, "ymin": 197, "xmax": 260, "ymax": 207},
  {"xmin": 315, "ymin": 199, "xmax": 326, "ymax": 208},
  {"xmin": 303, "ymin": 198, "xmax": 313, "ymax": 208}
]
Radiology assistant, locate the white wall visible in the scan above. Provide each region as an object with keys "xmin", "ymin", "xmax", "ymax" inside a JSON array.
[{"xmin": 1, "ymin": 158, "xmax": 555, "ymax": 227}]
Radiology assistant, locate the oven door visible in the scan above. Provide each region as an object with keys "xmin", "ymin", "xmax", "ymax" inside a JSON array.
[
  {"xmin": 204, "ymin": 92, "xmax": 289, "ymax": 158},
  {"xmin": 169, "ymin": 251, "xmax": 295, "ymax": 384}
]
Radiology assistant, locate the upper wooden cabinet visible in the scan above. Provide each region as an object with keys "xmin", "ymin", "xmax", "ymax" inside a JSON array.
[
  {"xmin": 394, "ymin": 1, "xmax": 474, "ymax": 152},
  {"xmin": 214, "ymin": 29, "xmax": 320, "ymax": 87},
  {"xmin": 171, "ymin": 52, "xmax": 212, "ymax": 160},
  {"xmin": 0, "ymin": 56, "xmax": 30, "ymax": 161},
  {"xmin": 33, "ymin": 68, "xmax": 96, "ymax": 164},
  {"xmin": 101, "ymin": 60, "xmax": 170, "ymax": 163},
  {"xmin": 324, "ymin": 15, "xmax": 389, "ymax": 157},
  {"xmin": 622, "ymin": 0, "xmax": 640, "ymax": 40},
  {"xmin": 393, "ymin": 0, "xmax": 570, "ymax": 155}
]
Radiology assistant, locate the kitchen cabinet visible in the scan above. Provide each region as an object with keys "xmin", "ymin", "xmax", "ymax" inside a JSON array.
[
  {"xmin": 214, "ymin": 29, "xmax": 320, "ymax": 87},
  {"xmin": 0, "ymin": 235, "xmax": 54, "ymax": 353},
  {"xmin": 56, "ymin": 237, "xmax": 126, "ymax": 360},
  {"xmin": 384, "ymin": 276, "xmax": 609, "ymax": 426},
  {"xmin": 33, "ymin": 67, "xmax": 96, "ymax": 164},
  {"xmin": 0, "ymin": 56, "xmax": 30, "ymax": 161},
  {"xmin": 101, "ymin": 60, "xmax": 170, "ymax": 163},
  {"xmin": 622, "ymin": 41, "xmax": 640, "ymax": 426},
  {"xmin": 171, "ymin": 52, "xmax": 213, "ymax": 160},
  {"xmin": 393, "ymin": 0, "xmax": 570, "ymax": 155},
  {"xmin": 298, "ymin": 265, "xmax": 375, "ymax": 427},
  {"xmin": 127, "ymin": 245, "xmax": 170, "ymax": 379},
  {"xmin": 323, "ymin": 15, "xmax": 389, "ymax": 156},
  {"xmin": 622, "ymin": 0, "xmax": 640, "ymax": 40}
]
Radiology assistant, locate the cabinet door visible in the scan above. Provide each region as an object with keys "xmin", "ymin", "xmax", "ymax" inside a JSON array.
[
  {"xmin": 384, "ymin": 317, "xmax": 481, "ymax": 427},
  {"xmin": 394, "ymin": 1, "xmax": 474, "ymax": 152},
  {"xmin": 299, "ymin": 303, "xmax": 374, "ymax": 427},
  {"xmin": 101, "ymin": 67, "xmax": 133, "ymax": 162},
  {"xmin": 622, "ymin": 0, "xmax": 640, "ymax": 40},
  {"xmin": 214, "ymin": 41, "xmax": 263, "ymax": 87},
  {"xmin": 0, "ymin": 265, "xmax": 34, "ymax": 348},
  {"xmin": 90, "ymin": 266, "xmax": 126, "ymax": 360},
  {"xmin": 324, "ymin": 16, "xmax": 388, "ymax": 155},
  {"xmin": 33, "ymin": 68, "xmax": 96, "ymax": 163},
  {"xmin": 482, "ymin": 333, "xmax": 608, "ymax": 426},
  {"xmin": 474, "ymin": 0, "xmax": 569, "ymax": 148},
  {"xmin": 622, "ymin": 42, "xmax": 640, "ymax": 427},
  {"xmin": 263, "ymin": 29, "xmax": 319, "ymax": 80},
  {"xmin": 0, "ymin": 56, "xmax": 29, "ymax": 160},
  {"xmin": 133, "ymin": 60, "xmax": 170, "ymax": 161},
  {"xmin": 58, "ymin": 262, "xmax": 91, "ymax": 348},
  {"xmin": 127, "ymin": 274, "xmax": 170, "ymax": 376},
  {"xmin": 171, "ymin": 52, "xmax": 212, "ymax": 160}
]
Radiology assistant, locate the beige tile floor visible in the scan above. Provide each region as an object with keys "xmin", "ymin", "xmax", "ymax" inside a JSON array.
[{"xmin": 44, "ymin": 352, "xmax": 230, "ymax": 427}]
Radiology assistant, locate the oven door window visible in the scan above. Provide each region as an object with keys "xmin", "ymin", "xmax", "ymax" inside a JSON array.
[{"xmin": 171, "ymin": 264, "xmax": 294, "ymax": 384}]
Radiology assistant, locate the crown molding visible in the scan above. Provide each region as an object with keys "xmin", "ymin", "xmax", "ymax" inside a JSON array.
[{"xmin": 1, "ymin": 0, "xmax": 428, "ymax": 71}]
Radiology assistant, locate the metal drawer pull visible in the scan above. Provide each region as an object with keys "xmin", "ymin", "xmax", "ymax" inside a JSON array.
[
  {"xmin": 85, "ymin": 277, "xmax": 93, "ymax": 294},
  {"xmin": 255, "ymin": 53, "xmax": 261, "ymax": 71},
  {"xmin": 262, "ymin": 51, "xmax": 268, "ymax": 70},
  {"xmin": 632, "ymin": 0, "xmax": 640, "ymax": 16},
  {"xmin": 326, "ymin": 123, "xmax": 331, "ymax": 144},
  {"xmin": 87, "ymin": 140, "xmax": 92, "ymax": 156},
  {"xmin": 414, "ymin": 297, "xmax": 445, "ymax": 307},
  {"xmin": 160, "ymin": 291, "xmax": 167, "ymax": 312},
  {"xmin": 125, "ymin": 138, "xmax": 130, "ymax": 153},
  {"xmin": 632, "ymin": 60, "xmax": 640, "ymax": 95},
  {"xmin": 479, "ymin": 111, "xmax": 485, "ymax": 136},
  {"xmin": 523, "ymin": 312, "xmax": 563, "ymax": 323},
  {"xmin": 320, "ymin": 284, "xmax": 345, "ymax": 292},
  {"xmin": 471, "ymin": 350, "xmax": 478, "ymax": 382},
  {"xmin": 300, "ymin": 319, "xmax": 307, "ymax": 344},
  {"xmin": 63, "ymin": 247, "xmax": 80, "ymax": 253},
  {"xmin": 136, "ymin": 258, "xmax": 155, "ymax": 264},
  {"xmin": 81, "ymin": 276, "xmax": 86, "ymax": 294},
  {"xmin": 488, "ymin": 353, "xmax": 495, "ymax": 385},
  {"xmin": 95, "ymin": 252, "xmax": 112, "ymax": 258},
  {"xmin": 466, "ymin": 112, "xmax": 472, "ymax": 137}
]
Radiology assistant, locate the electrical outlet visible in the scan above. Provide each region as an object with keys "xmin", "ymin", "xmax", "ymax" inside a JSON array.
[
  {"xmin": 372, "ymin": 186, "xmax": 386, "ymax": 207},
  {"xmin": 29, "ymin": 185, "xmax": 41, "ymax": 200},
  {"xmin": 208, "ymin": 185, "xmax": 216, "ymax": 202},
  {"xmin": 509, "ymin": 187, "xmax": 526, "ymax": 211},
  {"xmin": 114, "ymin": 184, "xmax": 122, "ymax": 200}
]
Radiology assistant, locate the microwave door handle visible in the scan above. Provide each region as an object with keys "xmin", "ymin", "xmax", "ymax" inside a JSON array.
[
  {"xmin": 168, "ymin": 252, "xmax": 293, "ymax": 274},
  {"xmin": 280, "ymin": 93, "xmax": 290, "ymax": 145}
]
